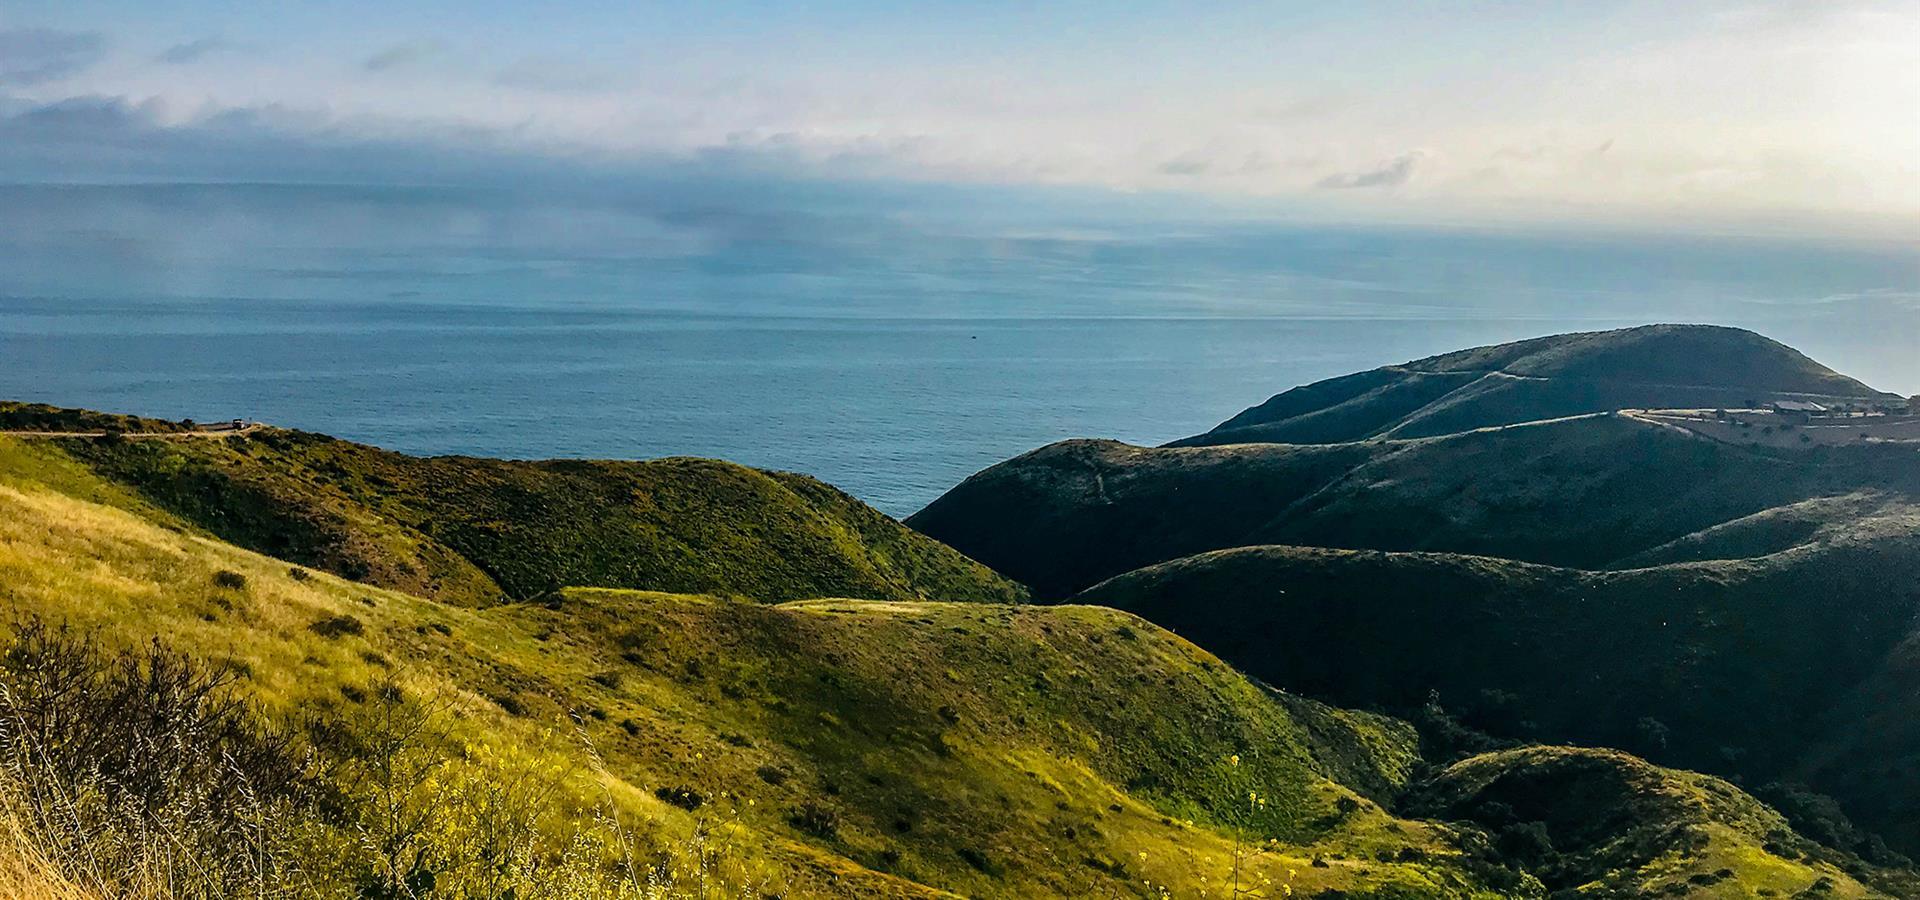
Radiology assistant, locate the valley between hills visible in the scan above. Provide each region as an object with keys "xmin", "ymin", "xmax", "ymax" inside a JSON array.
[{"xmin": 6, "ymin": 323, "xmax": 1920, "ymax": 898}]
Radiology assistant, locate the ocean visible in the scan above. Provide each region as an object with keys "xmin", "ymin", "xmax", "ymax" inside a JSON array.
[{"xmin": 3, "ymin": 183, "xmax": 1915, "ymax": 516}]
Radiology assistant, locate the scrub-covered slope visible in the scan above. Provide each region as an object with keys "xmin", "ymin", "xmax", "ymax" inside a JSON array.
[
  {"xmin": 2, "ymin": 420, "xmax": 1911, "ymax": 897},
  {"xmin": 3, "ymin": 410, "xmax": 1025, "ymax": 606},
  {"xmin": 1078, "ymin": 534, "xmax": 1920, "ymax": 858},
  {"xmin": 1407, "ymin": 746, "xmax": 1917, "ymax": 898},
  {"xmin": 0, "ymin": 439, "xmax": 1498, "ymax": 898},
  {"xmin": 910, "ymin": 414, "xmax": 1920, "ymax": 597},
  {"xmin": 1182, "ymin": 325, "xmax": 1896, "ymax": 446}
]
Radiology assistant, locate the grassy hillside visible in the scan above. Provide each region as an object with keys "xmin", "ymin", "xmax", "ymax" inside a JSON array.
[
  {"xmin": 1407, "ymin": 746, "xmax": 1914, "ymax": 898},
  {"xmin": 1186, "ymin": 325, "xmax": 1897, "ymax": 446},
  {"xmin": 0, "ymin": 444, "xmax": 1521, "ymax": 898},
  {"xmin": 908, "ymin": 437, "xmax": 1375, "ymax": 598},
  {"xmin": 910, "ymin": 413, "xmax": 1920, "ymax": 597},
  {"xmin": 1078, "ymin": 537, "xmax": 1920, "ymax": 858},
  {"xmin": 5, "ymin": 418, "xmax": 1025, "ymax": 606},
  {"xmin": 0, "ymin": 401, "xmax": 200, "ymax": 435},
  {"xmin": 4, "ymin": 414, "xmax": 1914, "ymax": 896}
]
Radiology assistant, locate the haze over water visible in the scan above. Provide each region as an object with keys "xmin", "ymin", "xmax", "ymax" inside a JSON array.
[{"xmin": 4, "ymin": 183, "xmax": 1916, "ymax": 516}]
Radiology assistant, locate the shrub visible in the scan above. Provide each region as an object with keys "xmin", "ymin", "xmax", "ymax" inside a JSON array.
[
  {"xmin": 956, "ymin": 846, "xmax": 1000, "ymax": 876},
  {"xmin": 0, "ymin": 620, "xmax": 312, "ymax": 898},
  {"xmin": 213, "ymin": 569, "xmax": 249, "ymax": 590},
  {"xmin": 307, "ymin": 614, "xmax": 365, "ymax": 639},
  {"xmin": 655, "ymin": 786, "xmax": 706, "ymax": 811},
  {"xmin": 790, "ymin": 801, "xmax": 839, "ymax": 839},
  {"xmin": 1495, "ymin": 821, "xmax": 1555, "ymax": 866},
  {"xmin": 756, "ymin": 765, "xmax": 790, "ymax": 786}
]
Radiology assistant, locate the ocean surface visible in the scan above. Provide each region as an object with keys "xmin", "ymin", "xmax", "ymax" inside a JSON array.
[{"xmin": 3, "ymin": 183, "xmax": 1915, "ymax": 516}]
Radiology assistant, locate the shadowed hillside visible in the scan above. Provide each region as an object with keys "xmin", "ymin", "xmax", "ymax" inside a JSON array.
[
  {"xmin": 1181, "ymin": 325, "xmax": 1898, "ymax": 447},
  {"xmin": 1406, "ymin": 746, "xmax": 1919, "ymax": 898},
  {"xmin": 1078, "ymin": 535, "xmax": 1920, "ymax": 858},
  {"xmin": 909, "ymin": 323, "xmax": 1920, "ymax": 875},
  {"xmin": 0, "ymin": 411, "xmax": 1025, "ymax": 606},
  {"xmin": 910, "ymin": 413, "xmax": 1920, "ymax": 597}
]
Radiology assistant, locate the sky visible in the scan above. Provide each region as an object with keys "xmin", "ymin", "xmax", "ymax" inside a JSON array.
[{"xmin": 1, "ymin": 1, "xmax": 1917, "ymax": 235}]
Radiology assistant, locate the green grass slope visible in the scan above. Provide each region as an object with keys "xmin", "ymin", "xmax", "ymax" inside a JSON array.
[
  {"xmin": 6, "ymin": 416, "xmax": 1025, "ymax": 606},
  {"xmin": 0, "ymin": 400, "xmax": 199, "ymax": 435},
  {"xmin": 0, "ymin": 447, "xmax": 1511, "ymax": 898},
  {"xmin": 1185, "ymin": 325, "xmax": 1896, "ymax": 446},
  {"xmin": 910, "ymin": 413, "xmax": 1920, "ymax": 597},
  {"xmin": 1407, "ymin": 746, "xmax": 1913, "ymax": 898},
  {"xmin": 1077, "ymin": 537, "xmax": 1920, "ymax": 859}
]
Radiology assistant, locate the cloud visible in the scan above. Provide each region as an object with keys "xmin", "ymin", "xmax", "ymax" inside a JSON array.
[
  {"xmin": 1156, "ymin": 150, "xmax": 1277, "ymax": 178},
  {"xmin": 0, "ymin": 28, "xmax": 105, "ymax": 86},
  {"xmin": 363, "ymin": 41, "xmax": 440, "ymax": 73},
  {"xmin": 492, "ymin": 58, "xmax": 612, "ymax": 93},
  {"xmin": 1316, "ymin": 152, "xmax": 1423, "ymax": 190},
  {"xmin": 157, "ymin": 37, "xmax": 233, "ymax": 65}
]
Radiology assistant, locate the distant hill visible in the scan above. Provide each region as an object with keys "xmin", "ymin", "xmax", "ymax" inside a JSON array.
[
  {"xmin": 1178, "ymin": 325, "xmax": 1898, "ymax": 447},
  {"xmin": 909, "ymin": 413, "xmax": 1920, "ymax": 597},
  {"xmin": 0, "ymin": 406, "xmax": 1026, "ymax": 606},
  {"xmin": 908, "ymin": 322, "xmax": 1920, "ymax": 872},
  {"xmin": 1077, "ymin": 535, "xmax": 1920, "ymax": 858}
]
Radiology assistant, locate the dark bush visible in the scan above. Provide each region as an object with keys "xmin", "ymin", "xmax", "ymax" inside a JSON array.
[
  {"xmin": 1495, "ymin": 821, "xmax": 1555, "ymax": 867},
  {"xmin": 655, "ymin": 786, "xmax": 706, "ymax": 811},
  {"xmin": 308, "ymin": 614, "xmax": 366, "ymax": 639},
  {"xmin": 791, "ymin": 800, "xmax": 840, "ymax": 839},
  {"xmin": 956, "ymin": 846, "xmax": 1000, "ymax": 875},
  {"xmin": 0, "ymin": 620, "xmax": 313, "ymax": 894},
  {"xmin": 1634, "ymin": 716, "xmax": 1671, "ymax": 755},
  {"xmin": 213, "ymin": 569, "xmax": 249, "ymax": 590}
]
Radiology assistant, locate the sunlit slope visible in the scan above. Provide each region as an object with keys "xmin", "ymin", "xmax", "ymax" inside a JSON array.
[
  {"xmin": 0, "ymin": 442, "xmax": 1504, "ymax": 898},
  {"xmin": 8, "ymin": 413, "xmax": 1025, "ymax": 606}
]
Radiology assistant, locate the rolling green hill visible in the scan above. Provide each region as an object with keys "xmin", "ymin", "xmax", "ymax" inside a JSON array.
[
  {"xmin": 1077, "ymin": 535, "xmax": 1920, "ymax": 860},
  {"xmin": 1180, "ymin": 325, "xmax": 1898, "ymax": 447},
  {"xmin": 1406, "ymin": 746, "xmax": 1918, "ymax": 898},
  {"xmin": 909, "ymin": 413, "xmax": 1920, "ymax": 597},
  {"xmin": 2, "ymin": 407, "xmax": 1913, "ymax": 896},
  {"xmin": 0, "ymin": 411, "xmax": 1025, "ymax": 606},
  {"xmin": 0, "ymin": 437, "xmax": 1509, "ymax": 898}
]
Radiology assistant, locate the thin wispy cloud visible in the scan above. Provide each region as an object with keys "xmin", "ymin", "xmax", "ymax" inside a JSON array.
[
  {"xmin": 1317, "ymin": 153, "xmax": 1423, "ymax": 190},
  {"xmin": 363, "ymin": 40, "xmax": 440, "ymax": 73},
  {"xmin": 0, "ymin": 28, "xmax": 104, "ymax": 86},
  {"xmin": 492, "ymin": 58, "xmax": 612, "ymax": 93},
  {"xmin": 156, "ymin": 36, "xmax": 233, "ymax": 65}
]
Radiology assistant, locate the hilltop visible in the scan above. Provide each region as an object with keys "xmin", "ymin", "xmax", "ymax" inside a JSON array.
[
  {"xmin": 0, "ymin": 402, "xmax": 1025, "ymax": 606},
  {"xmin": 1178, "ymin": 325, "xmax": 1899, "ymax": 447}
]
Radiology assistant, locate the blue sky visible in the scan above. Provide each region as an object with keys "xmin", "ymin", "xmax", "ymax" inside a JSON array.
[{"xmin": 2, "ymin": 1, "xmax": 1916, "ymax": 235}]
